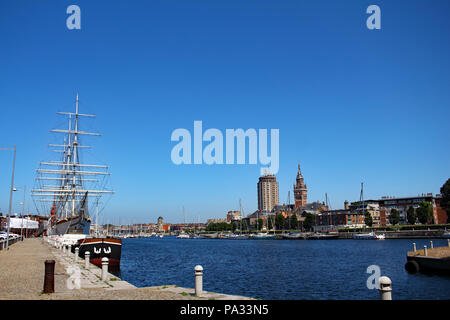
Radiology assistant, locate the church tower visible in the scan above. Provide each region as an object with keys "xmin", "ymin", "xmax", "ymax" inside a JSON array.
[{"xmin": 293, "ymin": 164, "xmax": 307, "ymax": 208}]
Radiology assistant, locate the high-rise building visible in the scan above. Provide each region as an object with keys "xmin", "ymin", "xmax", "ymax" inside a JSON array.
[
  {"xmin": 257, "ymin": 174, "xmax": 279, "ymax": 212},
  {"xmin": 294, "ymin": 164, "xmax": 308, "ymax": 208}
]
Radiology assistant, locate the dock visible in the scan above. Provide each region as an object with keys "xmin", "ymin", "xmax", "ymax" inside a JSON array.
[
  {"xmin": 0, "ymin": 238, "xmax": 253, "ymax": 300},
  {"xmin": 405, "ymin": 243, "xmax": 450, "ymax": 274}
]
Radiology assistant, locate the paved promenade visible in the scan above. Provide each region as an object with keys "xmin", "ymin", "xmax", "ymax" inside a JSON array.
[{"xmin": 0, "ymin": 238, "xmax": 253, "ymax": 300}]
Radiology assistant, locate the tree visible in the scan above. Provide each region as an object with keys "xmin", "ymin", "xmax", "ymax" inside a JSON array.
[
  {"xmin": 232, "ymin": 221, "xmax": 238, "ymax": 232},
  {"xmin": 275, "ymin": 214, "xmax": 285, "ymax": 230},
  {"xmin": 364, "ymin": 212, "xmax": 373, "ymax": 227},
  {"xmin": 257, "ymin": 218, "xmax": 264, "ymax": 231},
  {"xmin": 241, "ymin": 219, "xmax": 248, "ymax": 232},
  {"xmin": 440, "ymin": 178, "xmax": 450, "ymax": 223},
  {"xmin": 416, "ymin": 201, "xmax": 432, "ymax": 224},
  {"xmin": 302, "ymin": 211, "xmax": 314, "ymax": 231},
  {"xmin": 290, "ymin": 214, "xmax": 299, "ymax": 230},
  {"xmin": 389, "ymin": 209, "xmax": 400, "ymax": 225},
  {"xmin": 406, "ymin": 206, "xmax": 416, "ymax": 225},
  {"xmin": 268, "ymin": 216, "xmax": 273, "ymax": 230}
]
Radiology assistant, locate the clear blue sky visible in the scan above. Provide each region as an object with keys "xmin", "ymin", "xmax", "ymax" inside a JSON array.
[{"xmin": 1, "ymin": 0, "xmax": 449, "ymax": 224}]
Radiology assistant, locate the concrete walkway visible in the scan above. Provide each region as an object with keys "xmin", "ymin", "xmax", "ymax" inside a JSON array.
[{"xmin": 0, "ymin": 238, "xmax": 253, "ymax": 300}]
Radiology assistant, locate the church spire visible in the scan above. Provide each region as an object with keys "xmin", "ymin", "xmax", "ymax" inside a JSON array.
[
  {"xmin": 294, "ymin": 163, "xmax": 307, "ymax": 208},
  {"xmin": 297, "ymin": 163, "xmax": 303, "ymax": 179}
]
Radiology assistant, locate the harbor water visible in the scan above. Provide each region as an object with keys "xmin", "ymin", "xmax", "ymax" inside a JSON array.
[{"xmin": 116, "ymin": 237, "xmax": 450, "ymax": 300}]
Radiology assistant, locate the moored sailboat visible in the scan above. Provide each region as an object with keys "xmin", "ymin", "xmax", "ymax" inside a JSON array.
[{"xmin": 32, "ymin": 94, "xmax": 121, "ymax": 268}]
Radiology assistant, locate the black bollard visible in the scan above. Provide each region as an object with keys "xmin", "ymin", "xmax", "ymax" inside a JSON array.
[{"xmin": 43, "ymin": 260, "xmax": 55, "ymax": 293}]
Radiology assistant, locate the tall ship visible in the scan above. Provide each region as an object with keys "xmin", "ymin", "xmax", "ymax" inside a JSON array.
[{"xmin": 31, "ymin": 94, "xmax": 122, "ymax": 268}]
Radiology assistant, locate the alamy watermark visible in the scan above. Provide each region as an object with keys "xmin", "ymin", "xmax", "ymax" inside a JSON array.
[
  {"xmin": 170, "ymin": 121, "xmax": 279, "ymax": 175},
  {"xmin": 66, "ymin": 5, "xmax": 81, "ymax": 30},
  {"xmin": 66, "ymin": 266, "xmax": 81, "ymax": 289},
  {"xmin": 366, "ymin": 265, "xmax": 381, "ymax": 290}
]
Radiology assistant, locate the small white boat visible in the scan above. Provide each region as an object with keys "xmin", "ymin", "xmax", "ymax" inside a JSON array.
[
  {"xmin": 250, "ymin": 232, "xmax": 275, "ymax": 240},
  {"xmin": 353, "ymin": 232, "xmax": 377, "ymax": 240},
  {"xmin": 353, "ymin": 232, "xmax": 385, "ymax": 240},
  {"xmin": 375, "ymin": 233, "xmax": 385, "ymax": 240},
  {"xmin": 228, "ymin": 234, "xmax": 249, "ymax": 240},
  {"xmin": 176, "ymin": 232, "xmax": 190, "ymax": 239},
  {"xmin": 442, "ymin": 231, "xmax": 450, "ymax": 239}
]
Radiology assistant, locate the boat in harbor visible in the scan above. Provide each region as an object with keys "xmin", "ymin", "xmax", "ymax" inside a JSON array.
[
  {"xmin": 307, "ymin": 233, "xmax": 339, "ymax": 240},
  {"xmin": 281, "ymin": 232, "xmax": 305, "ymax": 240},
  {"xmin": 250, "ymin": 232, "xmax": 275, "ymax": 240},
  {"xmin": 32, "ymin": 94, "xmax": 121, "ymax": 268},
  {"xmin": 353, "ymin": 231, "xmax": 385, "ymax": 240},
  {"xmin": 442, "ymin": 231, "xmax": 450, "ymax": 239},
  {"xmin": 176, "ymin": 231, "xmax": 190, "ymax": 239},
  {"xmin": 200, "ymin": 233, "xmax": 219, "ymax": 239},
  {"xmin": 228, "ymin": 233, "xmax": 249, "ymax": 240}
]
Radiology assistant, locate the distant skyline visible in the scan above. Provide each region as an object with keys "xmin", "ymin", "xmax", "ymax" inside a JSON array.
[{"xmin": 1, "ymin": 0, "xmax": 449, "ymax": 224}]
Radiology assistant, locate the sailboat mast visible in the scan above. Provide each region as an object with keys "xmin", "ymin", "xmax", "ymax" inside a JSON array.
[{"xmin": 239, "ymin": 199, "xmax": 242, "ymax": 234}]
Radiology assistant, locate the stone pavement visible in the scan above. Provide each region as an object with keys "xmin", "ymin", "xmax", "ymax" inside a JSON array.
[{"xmin": 0, "ymin": 238, "xmax": 253, "ymax": 300}]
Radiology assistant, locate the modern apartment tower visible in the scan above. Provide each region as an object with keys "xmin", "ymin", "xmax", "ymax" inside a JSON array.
[
  {"xmin": 294, "ymin": 163, "xmax": 308, "ymax": 208},
  {"xmin": 257, "ymin": 174, "xmax": 279, "ymax": 212}
]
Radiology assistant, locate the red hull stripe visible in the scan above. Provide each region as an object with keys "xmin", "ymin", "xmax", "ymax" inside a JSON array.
[{"xmin": 90, "ymin": 258, "xmax": 120, "ymax": 267}]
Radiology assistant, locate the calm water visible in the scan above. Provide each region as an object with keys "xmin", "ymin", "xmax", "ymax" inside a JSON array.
[{"xmin": 116, "ymin": 237, "xmax": 450, "ymax": 300}]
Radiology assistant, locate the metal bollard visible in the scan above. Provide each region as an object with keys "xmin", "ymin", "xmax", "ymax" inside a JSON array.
[
  {"xmin": 101, "ymin": 257, "xmax": 109, "ymax": 281},
  {"xmin": 430, "ymin": 241, "xmax": 433, "ymax": 249},
  {"xmin": 424, "ymin": 245, "xmax": 428, "ymax": 256},
  {"xmin": 378, "ymin": 276, "xmax": 392, "ymax": 300},
  {"xmin": 75, "ymin": 247, "xmax": 79, "ymax": 262},
  {"xmin": 413, "ymin": 243, "xmax": 416, "ymax": 252},
  {"xmin": 85, "ymin": 251, "xmax": 90, "ymax": 269},
  {"xmin": 43, "ymin": 260, "xmax": 55, "ymax": 294},
  {"xmin": 68, "ymin": 245, "xmax": 72, "ymax": 256},
  {"xmin": 194, "ymin": 265, "xmax": 203, "ymax": 297}
]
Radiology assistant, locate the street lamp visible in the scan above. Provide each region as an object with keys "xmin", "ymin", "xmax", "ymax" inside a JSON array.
[
  {"xmin": 17, "ymin": 185, "xmax": 26, "ymax": 240},
  {"xmin": 0, "ymin": 145, "xmax": 16, "ymax": 251}
]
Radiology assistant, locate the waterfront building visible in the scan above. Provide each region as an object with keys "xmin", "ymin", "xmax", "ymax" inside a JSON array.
[
  {"xmin": 314, "ymin": 207, "xmax": 365, "ymax": 232},
  {"xmin": 242, "ymin": 210, "xmax": 271, "ymax": 230},
  {"xmin": 257, "ymin": 174, "xmax": 279, "ymax": 212},
  {"xmin": 349, "ymin": 200, "xmax": 381, "ymax": 227},
  {"xmin": 368, "ymin": 193, "xmax": 447, "ymax": 225},
  {"xmin": 226, "ymin": 210, "xmax": 241, "ymax": 222},
  {"xmin": 293, "ymin": 164, "xmax": 308, "ymax": 208}
]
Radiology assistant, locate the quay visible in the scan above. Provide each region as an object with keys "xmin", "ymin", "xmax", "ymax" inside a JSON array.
[
  {"xmin": 339, "ymin": 229, "xmax": 447, "ymax": 239},
  {"xmin": 405, "ymin": 241, "xmax": 450, "ymax": 274},
  {"xmin": 0, "ymin": 238, "xmax": 253, "ymax": 300}
]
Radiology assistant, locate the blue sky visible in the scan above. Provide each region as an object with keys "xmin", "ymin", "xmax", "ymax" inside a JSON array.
[{"xmin": 0, "ymin": 0, "xmax": 449, "ymax": 224}]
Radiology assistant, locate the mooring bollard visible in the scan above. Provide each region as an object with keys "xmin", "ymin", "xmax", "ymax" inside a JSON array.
[
  {"xmin": 424, "ymin": 245, "xmax": 428, "ymax": 256},
  {"xmin": 43, "ymin": 260, "xmax": 55, "ymax": 294},
  {"xmin": 430, "ymin": 241, "xmax": 433, "ymax": 249},
  {"xmin": 75, "ymin": 247, "xmax": 79, "ymax": 262},
  {"xmin": 378, "ymin": 276, "xmax": 392, "ymax": 300},
  {"xmin": 102, "ymin": 257, "xmax": 109, "ymax": 281},
  {"xmin": 413, "ymin": 243, "xmax": 416, "ymax": 252},
  {"xmin": 194, "ymin": 265, "xmax": 203, "ymax": 297},
  {"xmin": 85, "ymin": 251, "xmax": 90, "ymax": 269}
]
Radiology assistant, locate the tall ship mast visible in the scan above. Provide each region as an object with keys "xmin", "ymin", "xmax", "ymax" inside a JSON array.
[{"xmin": 31, "ymin": 94, "xmax": 114, "ymax": 236}]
